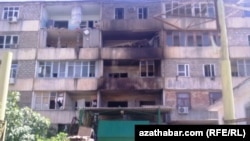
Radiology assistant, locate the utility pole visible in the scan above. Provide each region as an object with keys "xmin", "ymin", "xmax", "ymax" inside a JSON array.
[
  {"xmin": 216, "ymin": 0, "xmax": 236, "ymax": 124},
  {"xmin": 0, "ymin": 52, "xmax": 13, "ymax": 140}
]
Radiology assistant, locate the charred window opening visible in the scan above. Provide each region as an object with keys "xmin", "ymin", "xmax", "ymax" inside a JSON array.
[
  {"xmin": 115, "ymin": 8, "xmax": 124, "ymax": 19},
  {"xmin": 140, "ymin": 101, "xmax": 155, "ymax": 107},
  {"xmin": 102, "ymin": 31, "xmax": 159, "ymax": 48},
  {"xmin": 140, "ymin": 60, "xmax": 155, "ymax": 77},
  {"xmin": 54, "ymin": 21, "xmax": 68, "ymax": 28},
  {"xmin": 108, "ymin": 101, "xmax": 128, "ymax": 107},
  {"xmin": 109, "ymin": 73, "xmax": 128, "ymax": 78}
]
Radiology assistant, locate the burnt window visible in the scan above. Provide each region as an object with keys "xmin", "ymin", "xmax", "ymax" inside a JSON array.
[
  {"xmin": 108, "ymin": 101, "xmax": 128, "ymax": 107},
  {"xmin": 54, "ymin": 21, "xmax": 68, "ymax": 28},
  {"xmin": 115, "ymin": 8, "xmax": 124, "ymax": 19},
  {"xmin": 140, "ymin": 101, "xmax": 156, "ymax": 107},
  {"xmin": 140, "ymin": 60, "xmax": 155, "ymax": 77}
]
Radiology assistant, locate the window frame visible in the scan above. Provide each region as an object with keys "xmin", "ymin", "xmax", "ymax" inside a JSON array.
[
  {"xmin": 115, "ymin": 8, "xmax": 124, "ymax": 20},
  {"xmin": 177, "ymin": 64, "xmax": 189, "ymax": 77},
  {"xmin": 140, "ymin": 60, "xmax": 155, "ymax": 77},
  {"xmin": 138, "ymin": 7, "xmax": 148, "ymax": 19},
  {"xmin": 37, "ymin": 61, "xmax": 96, "ymax": 78},
  {"xmin": 2, "ymin": 6, "xmax": 20, "ymax": 20},
  {"xmin": 176, "ymin": 93, "xmax": 191, "ymax": 108},
  {"xmin": 203, "ymin": 64, "xmax": 215, "ymax": 77},
  {"xmin": 33, "ymin": 92, "xmax": 66, "ymax": 110},
  {"xmin": 10, "ymin": 62, "xmax": 18, "ymax": 79},
  {"xmin": 0, "ymin": 35, "xmax": 19, "ymax": 49}
]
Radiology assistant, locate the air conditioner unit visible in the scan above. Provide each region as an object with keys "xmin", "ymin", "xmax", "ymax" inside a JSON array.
[
  {"xmin": 178, "ymin": 106, "xmax": 189, "ymax": 114},
  {"xmin": 8, "ymin": 17, "xmax": 18, "ymax": 23},
  {"xmin": 9, "ymin": 78, "xmax": 15, "ymax": 84}
]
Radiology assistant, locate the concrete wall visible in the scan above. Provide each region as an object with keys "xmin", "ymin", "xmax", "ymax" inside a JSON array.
[
  {"xmin": 100, "ymin": 92, "xmax": 162, "ymax": 107},
  {"xmin": 101, "ymin": 1, "xmax": 162, "ymax": 31},
  {"xmin": 163, "ymin": 59, "xmax": 220, "ymax": 77},
  {"xmin": 17, "ymin": 60, "xmax": 36, "ymax": 78},
  {"xmin": 19, "ymin": 91, "xmax": 32, "ymax": 108}
]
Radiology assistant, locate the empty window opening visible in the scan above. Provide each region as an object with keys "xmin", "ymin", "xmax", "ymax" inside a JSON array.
[
  {"xmin": 54, "ymin": 21, "xmax": 68, "ymax": 28},
  {"xmin": 108, "ymin": 101, "xmax": 128, "ymax": 107},
  {"xmin": 140, "ymin": 101, "xmax": 155, "ymax": 107}
]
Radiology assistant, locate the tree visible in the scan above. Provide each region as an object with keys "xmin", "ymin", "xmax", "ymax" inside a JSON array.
[{"xmin": 5, "ymin": 91, "xmax": 50, "ymax": 141}]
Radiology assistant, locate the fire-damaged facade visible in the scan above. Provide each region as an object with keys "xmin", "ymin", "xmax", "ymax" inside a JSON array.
[{"xmin": 1, "ymin": 0, "xmax": 250, "ymax": 131}]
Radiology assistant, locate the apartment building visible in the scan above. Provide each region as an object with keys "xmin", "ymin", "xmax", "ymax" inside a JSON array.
[{"xmin": 1, "ymin": 0, "xmax": 249, "ymax": 131}]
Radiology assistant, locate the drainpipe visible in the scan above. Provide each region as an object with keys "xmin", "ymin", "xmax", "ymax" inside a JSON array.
[{"xmin": 216, "ymin": 0, "xmax": 235, "ymax": 124}]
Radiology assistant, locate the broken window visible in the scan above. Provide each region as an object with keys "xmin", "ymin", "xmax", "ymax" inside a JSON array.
[
  {"xmin": 138, "ymin": 7, "xmax": 148, "ymax": 19},
  {"xmin": 177, "ymin": 64, "xmax": 189, "ymax": 77},
  {"xmin": 54, "ymin": 21, "xmax": 68, "ymax": 28},
  {"xmin": 209, "ymin": 92, "xmax": 222, "ymax": 105},
  {"xmin": 115, "ymin": 8, "xmax": 124, "ymax": 19},
  {"xmin": 140, "ymin": 101, "xmax": 155, "ymax": 107},
  {"xmin": 108, "ymin": 101, "xmax": 128, "ymax": 107},
  {"xmin": 177, "ymin": 93, "xmax": 190, "ymax": 108},
  {"xmin": 140, "ymin": 60, "xmax": 155, "ymax": 77},
  {"xmin": 3, "ymin": 7, "xmax": 19, "ymax": 20},
  {"xmin": 109, "ymin": 73, "xmax": 128, "ymax": 78},
  {"xmin": 34, "ymin": 92, "xmax": 65, "ymax": 110},
  {"xmin": 203, "ymin": 64, "xmax": 215, "ymax": 77},
  {"xmin": 0, "ymin": 35, "xmax": 18, "ymax": 48}
]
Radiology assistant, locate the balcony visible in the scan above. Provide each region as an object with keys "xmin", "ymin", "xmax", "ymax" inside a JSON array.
[
  {"xmin": 227, "ymin": 17, "xmax": 250, "ymax": 28},
  {"xmin": 170, "ymin": 109, "xmax": 218, "ymax": 124},
  {"xmin": 99, "ymin": 77, "xmax": 163, "ymax": 90},
  {"xmin": 36, "ymin": 110, "xmax": 76, "ymax": 124},
  {"xmin": 0, "ymin": 48, "xmax": 36, "ymax": 60},
  {"xmin": 165, "ymin": 77, "xmax": 222, "ymax": 90},
  {"xmin": 102, "ymin": 47, "xmax": 163, "ymax": 59},
  {"xmin": 101, "ymin": 19, "xmax": 161, "ymax": 31},
  {"xmin": 229, "ymin": 47, "xmax": 250, "ymax": 58},
  {"xmin": 37, "ymin": 48, "xmax": 100, "ymax": 60},
  {"xmin": 34, "ymin": 78, "xmax": 99, "ymax": 91},
  {"xmin": 164, "ymin": 47, "xmax": 220, "ymax": 59}
]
